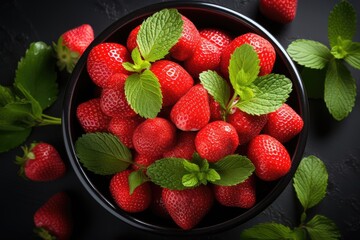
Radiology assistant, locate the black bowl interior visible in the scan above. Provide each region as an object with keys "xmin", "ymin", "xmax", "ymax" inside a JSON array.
[{"xmin": 62, "ymin": 1, "xmax": 309, "ymax": 236}]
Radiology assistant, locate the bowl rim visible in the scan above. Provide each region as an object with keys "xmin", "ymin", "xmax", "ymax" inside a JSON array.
[{"xmin": 62, "ymin": 0, "xmax": 309, "ymax": 236}]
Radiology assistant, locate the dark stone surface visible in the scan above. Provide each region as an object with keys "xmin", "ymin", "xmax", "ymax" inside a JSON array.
[{"xmin": 0, "ymin": 0, "xmax": 359, "ymax": 239}]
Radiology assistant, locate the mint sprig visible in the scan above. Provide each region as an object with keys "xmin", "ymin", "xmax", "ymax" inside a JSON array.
[
  {"xmin": 123, "ymin": 8, "xmax": 183, "ymax": 118},
  {"xmin": 200, "ymin": 44, "xmax": 292, "ymax": 117},
  {"xmin": 240, "ymin": 155, "xmax": 340, "ymax": 240},
  {"xmin": 287, "ymin": 0, "xmax": 359, "ymax": 121}
]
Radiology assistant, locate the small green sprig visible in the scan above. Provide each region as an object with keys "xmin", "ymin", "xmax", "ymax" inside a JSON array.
[
  {"xmin": 287, "ymin": 0, "xmax": 359, "ymax": 121},
  {"xmin": 240, "ymin": 155, "xmax": 341, "ymax": 240}
]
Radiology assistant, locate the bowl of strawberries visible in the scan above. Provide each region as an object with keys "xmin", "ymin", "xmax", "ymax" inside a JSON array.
[{"xmin": 62, "ymin": 1, "xmax": 308, "ymax": 235}]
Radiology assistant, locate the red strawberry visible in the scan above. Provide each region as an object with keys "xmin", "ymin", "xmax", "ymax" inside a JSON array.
[
  {"xmin": 150, "ymin": 184, "xmax": 171, "ymax": 219},
  {"xmin": 76, "ymin": 98, "xmax": 111, "ymax": 133},
  {"xmin": 195, "ymin": 120, "xmax": 239, "ymax": 162},
  {"xmin": 33, "ymin": 192, "xmax": 73, "ymax": 240},
  {"xmin": 110, "ymin": 169, "xmax": 152, "ymax": 213},
  {"xmin": 87, "ymin": 42, "xmax": 131, "ymax": 88},
  {"xmin": 220, "ymin": 33, "xmax": 276, "ymax": 78},
  {"xmin": 170, "ymin": 15, "xmax": 201, "ymax": 61},
  {"xmin": 108, "ymin": 116, "xmax": 143, "ymax": 148},
  {"xmin": 15, "ymin": 142, "xmax": 66, "ymax": 182},
  {"xmin": 184, "ymin": 37, "xmax": 221, "ymax": 78},
  {"xmin": 170, "ymin": 84, "xmax": 210, "ymax": 131},
  {"xmin": 209, "ymin": 96, "xmax": 224, "ymax": 121},
  {"xmin": 259, "ymin": 0, "xmax": 298, "ymax": 24},
  {"xmin": 263, "ymin": 103, "xmax": 304, "ymax": 143},
  {"xmin": 126, "ymin": 25, "xmax": 141, "ymax": 52},
  {"xmin": 100, "ymin": 78, "xmax": 137, "ymax": 118},
  {"xmin": 213, "ymin": 176, "xmax": 256, "ymax": 208},
  {"xmin": 199, "ymin": 28, "xmax": 232, "ymax": 51},
  {"xmin": 132, "ymin": 153, "xmax": 160, "ymax": 171},
  {"xmin": 54, "ymin": 24, "xmax": 94, "ymax": 73},
  {"xmin": 162, "ymin": 185, "xmax": 214, "ymax": 230},
  {"xmin": 150, "ymin": 60, "xmax": 194, "ymax": 107},
  {"xmin": 133, "ymin": 117, "xmax": 176, "ymax": 156},
  {"xmin": 163, "ymin": 131, "xmax": 197, "ymax": 160},
  {"xmin": 247, "ymin": 134, "xmax": 291, "ymax": 181},
  {"xmin": 227, "ymin": 108, "xmax": 268, "ymax": 145}
]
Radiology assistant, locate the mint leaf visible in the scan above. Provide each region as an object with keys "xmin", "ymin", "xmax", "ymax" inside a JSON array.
[
  {"xmin": 330, "ymin": 38, "xmax": 353, "ymax": 59},
  {"xmin": 183, "ymin": 160, "xmax": 200, "ymax": 172},
  {"xmin": 344, "ymin": 41, "xmax": 360, "ymax": 70},
  {"xmin": 75, "ymin": 132, "xmax": 132, "ymax": 175},
  {"xmin": 0, "ymin": 128, "xmax": 32, "ymax": 153},
  {"xmin": 328, "ymin": 0, "xmax": 356, "ymax": 48},
  {"xmin": 129, "ymin": 170, "xmax": 149, "ymax": 194},
  {"xmin": 306, "ymin": 215, "xmax": 341, "ymax": 240},
  {"xmin": 137, "ymin": 8, "xmax": 183, "ymax": 62},
  {"xmin": 301, "ymin": 67, "xmax": 326, "ymax": 99},
  {"xmin": 0, "ymin": 85, "xmax": 15, "ymax": 106},
  {"xmin": 147, "ymin": 158, "xmax": 189, "ymax": 190},
  {"xmin": 229, "ymin": 44, "xmax": 260, "ymax": 91},
  {"xmin": 236, "ymin": 74, "xmax": 292, "ymax": 115},
  {"xmin": 240, "ymin": 222, "xmax": 294, "ymax": 239},
  {"xmin": 324, "ymin": 59, "xmax": 356, "ymax": 121},
  {"xmin": 122, "ymin": 47, "xmax": 151, "ymax": 73},
  {"xmin": 14, "ymin": 42, "xmax": 58, "ymax": 110},
  {"xmin": 199, "ymin": 70, "xmax": 230, "ymax": 109},
  {"xmin": 211, "ymin": 154, "xmax": 254, "ymax": 186},
  {"xmin": 293, "ymin": 155, "xmax": 328, "ymax": 211},
  {"xmin": 182, "ymin": 173, "xmax": 199, "ymax": 187},
  {"xmin": 287, "ymin": 40, "xmax": 332, "ymax": 69},
  {"xmin": 125, "ymin": 70, "xmax": 162, "ymax": 118}
]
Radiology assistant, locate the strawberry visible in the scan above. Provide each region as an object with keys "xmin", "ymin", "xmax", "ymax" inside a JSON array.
[
  {"xmin": 184, "ymin": 37, "xmax": 221, "ymax": 78},
  {"xmin": 126, "ymin": 25, "xmax": 141, "ymax": 52},
  {"xmin": 220, "ymin": 33, "xmax": 276, "ymax": 78},
  {"xmin": 33, "ymin": 192, "xmax": 73, "ymax": 240},
  {"xmin": 199, "ymin": 28, "xmax": 232, "ymax": 51},
  {"xmin": 162, "ymin": 185, "xmax": 214, "ymax": 230},
  {"xmin": 132, "ymin": 117, "xmax": 176, "ymax": 156},
  {"xmin": 170, "ymin": 84, "xmax": 210, "ymax": 131},
  {"xmin": 227, "ymin": 108, "xmax": 268, "ymax": 145},
  {"xmin": 87, "ymin": 42, "xmax": 131, "ymax": 88},
  {"xmin": 110, "ymin": 169, "xmax": 152, "ymax": 213},
  {"xmin": 259, "ymin": 0, "xmax": 298, "ymax": 24},
  {"xmin": 263, "ymin": 103, "xmax": 304, "ymax": 143},
  {"xmin": 150, "ymin": 184, "xmax": 171, "ymax": 219},
  {"xmin": 132, "ymin": 153, "xmax": 161, "ymax": 171},
  {"xmin": 54, "ymin": 24, "xmax": 94, "ymax": 73},
  {"xmin": 15, "ymin": 142, "xmax": 66, "ymax": 182},
  {"xmin": 100, "ymin": 75, "xmax": 137, "ymax": 118},
  {"xmin": 150, "ymin": 60, "xmax": 194, "ymax": 106},
  {"xmin": 195, "ymin": 120, "xmax": 239, "ymax": 163},
  {"xmin": 108, "ymin": 115, "xmax": 143, "ymax": 148},
  {"xmin": 76, "ymin": 98, "xmax": 111, "ymax": 133},
  {"xmin": 163, "ymin": 131, "xmax": 197, "ymax": 160},
  {"xmin": 209, "ymin": 96, "xmax": 224, "ymax": 121},
  {"xmin": 247, "ymin": 134, "xmax": 291, "ymax": 181},
  {"xmin": 170, "ymin": 15, "xmax": 201, "ymax": 61},
  {"xmin": 213, "ymin": 176, "xmax": 256, "ymax": 208}
]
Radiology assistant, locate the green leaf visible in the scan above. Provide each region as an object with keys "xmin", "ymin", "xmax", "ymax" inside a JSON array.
[
  {"xmin": 287, "ymin": 40, "xmax": 332, "ymax": 69},
  {"xmin": 344, "ymin": 41, "xmax": 360, "ymax": 70},
  {"xmin": 328, "ymin": 0, "xmax": 356, "ymax": 48},
  {"xmin": 14, "ymin": 83, "xmax": 42, "ymax": 119},
  {"xmin": 14, "ymin": 42, "xmax": 58, "ymax": 110},
  {"xmin": 293, "ymin": 155, "xmax": 328, "ymax": 211},
  {"xmin": 324, "ymin": 59, "xmax": 356, "ymax": 121},
  {"xmin": 199, "ymin": 70, "xmax": 231, "ymax": 109},
  {"xmin": 182, "ymin": 173, "xmax": 199, "ymax": 187},
  {"xmin": 0, "ymin": 85, "xmax": 15, "ymax": 106},
  {"xmin": 128, "ymin": 170, "xmax": 149, "ymax": 194},
  {"xmin": 240, "ymin": 222, "xmax": 294, "ymax": 240},
  {"xmin": 330, "ymin": 38, "xmax": 353, "ymax": 59},
  {"xmin": 183, "ymin": 160, "xmax": 200, "ymax": 173},
  {"xmin": 0, "ymin": 101, "xmax": 39, "ymax": 130},
  {"xmin": 75, "ymin": 132, "xmax": 132, "ymax": 175},
  {"xmin": 125, "ymin": 70, "xmax": 162, "ymax": 118},
  {"xmin": 306, "ymin": 215, "xmax": 341, "ymax": 240},
  {"xmin": 137, "ymin": 8, "xmax": 183, "ymax": 62},
  {"xmin": 300, "ymin": 67, "xmax": 326, "ymax": 99},
  {"xmin": 211, "ymin": 154, "xmax": 255, "ymax": 186},
  {"xmin": 123, "ymin": 47, "xmax": 151, "ymax": 73},
  {"xmin": 236, "ymin": 74, "xmax": 292, "ymax": 115},
  {"xmin": 229, "ymin": 44, "xmax": 260, "ymax": 91},
  {"xmin": 0, "ymin": 128, "xmax": 32, "ymax": 153},
  {"xmin": 147, "ymin": 158, "xmax": 189, "ymax": 190}
]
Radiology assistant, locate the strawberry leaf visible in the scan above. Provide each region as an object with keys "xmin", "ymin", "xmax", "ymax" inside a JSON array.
[
  {"xmin": 328, "ymin": 0, "xmax": 356, "ymax": 48},
  {"xmin": 0, "ymin": 85, "xmax": 15, "ymax": 106},
  {"xmin": 0, "ymin": 128, "xmax": 32, "ymax": 153},
  {"xmin": 324, "ymin": 59, "xmax": 356, "ymax": 121},
  {"xmin": 305, "ymin": 215, "xmax": 341, "ymax": 240},
  {"xmin": 0, "ymin": 101, "xmax": 39, "ymax": 131},
  {"xmin": 75, "ymin": 132, "xmax": 132, "ymax": 175},
  {"xmin": 240, "ymin": 222, "xmax": 295, "ymax": 239},
  {"xmin": 137, "ymin": 8, "xmax": 183, "ymax": 62},
  {"xmin": 236, "ymin": 74, "xmax": 292, "ymax": 115},
  {"xmin": 211, "ymin": 154, "xmax": 254, "ymax": 186},
  {"xmin": 125, "ymin": 70, "xmax": 162, "ymax": 119},
  {"xmin": 287, "ymin": 39, "xmax": 332, "ymax": 69},
  {"xmin": 128, "ymin": 170, "xmax": 149, "ymax": 195}
]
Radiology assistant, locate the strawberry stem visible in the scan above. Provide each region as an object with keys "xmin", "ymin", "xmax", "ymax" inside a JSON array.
[
  {"xmin": 53, "ymin": 36, "xmax": 79, "ymax": 74},
  {"xmin": 38, "ymin": 114, "xmax": 62, "ymax": 126},
  {"xmin": 34, "ymin": 227, "xmax": 56, "ymax": 240}
]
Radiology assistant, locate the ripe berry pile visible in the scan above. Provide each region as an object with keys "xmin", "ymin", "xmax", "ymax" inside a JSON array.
[{"xmin": 75, "ymin": 9, "xmax": 304, "ymax": 230}]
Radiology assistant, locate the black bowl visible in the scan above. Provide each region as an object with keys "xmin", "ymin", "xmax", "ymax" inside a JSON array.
[{"xmin": 62, "ymin": 1, "xmax": 309, "ymax": 236}]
